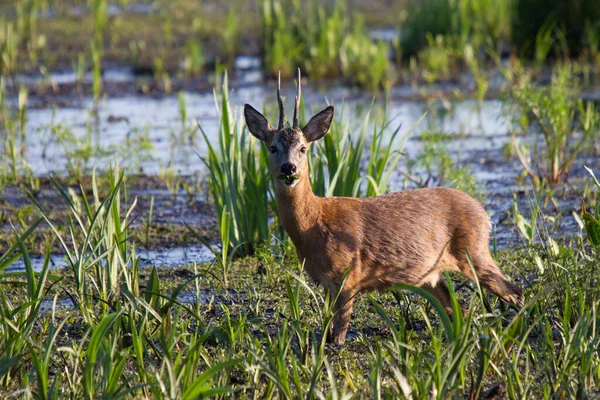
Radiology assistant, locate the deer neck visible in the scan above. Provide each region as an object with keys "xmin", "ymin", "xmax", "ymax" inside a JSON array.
[{"xmin": 276, "ymin": 175, "xmax": 321, "ymax": 242}]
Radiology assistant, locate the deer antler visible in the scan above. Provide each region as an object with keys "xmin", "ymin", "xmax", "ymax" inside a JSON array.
[
  {"xmin": 277, "ymin": 71, "xmax": 285, "ymax": 130},
  {"xmin": 293, "ymin": 68, "xmax": 301, "ymax": 128}
]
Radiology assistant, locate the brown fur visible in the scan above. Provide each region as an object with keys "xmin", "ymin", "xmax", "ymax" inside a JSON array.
[{"xmin": 244, "ymin": 100, "xmax": 524, "ymax": 345}]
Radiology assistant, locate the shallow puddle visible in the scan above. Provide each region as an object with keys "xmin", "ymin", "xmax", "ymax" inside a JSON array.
[
  {"xmin": 18, "ymin": 79, "xmax": 510, "ymax": 177},
  {"xmin": 5, "ymin": 244, "xmax": 217, "ymax": 273}
]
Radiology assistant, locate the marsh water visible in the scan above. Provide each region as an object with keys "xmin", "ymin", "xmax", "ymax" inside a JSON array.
[{"xmin": 3, "ymin": 56, "xmax": 600, "ymax": 272}]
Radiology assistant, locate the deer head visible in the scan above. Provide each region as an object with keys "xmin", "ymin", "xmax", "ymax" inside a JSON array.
[{"xmin": 244, "ymin": 69, "xmax": 334, "ymax": 190}]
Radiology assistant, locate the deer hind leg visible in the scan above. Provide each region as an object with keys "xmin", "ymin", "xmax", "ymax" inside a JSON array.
[
  {"xmin": 461, "ymin": 252, "xmax": 524, "ymax": 307},
  {"xmin": 421, "ymin": 278, "xmax": 453, "ymax": 315},
  {"xmin": 421, "ymin": 277, "xmax": 466, "ymax": 316},
  {"xmin": 331, "ymin": 291, "xmax": 356, "ymax": 345}
]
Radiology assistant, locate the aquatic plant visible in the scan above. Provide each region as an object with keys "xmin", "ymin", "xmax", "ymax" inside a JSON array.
[
  {"xmin": 159, "ymin": 163, "xmax": 183, "ymax": 196},
  {"xmin": 401, "ymin": 0, "xmax": 453, "ymax": 56},
  {"xmin": 0, "ymin": 135, "xmax": 600, "ymax": 398},
  {"xmin": 1, "ymin": 4, "xmax": 600, "ymax": 398},
  {"xmin": 88, "ymin": 0, "xmax": 108, "ymax": 103},
  {"xmin": 339, "ymin": 17, "xmax": 391, "ymax": 90},
  {"xmin": 14, "ymin": 0, "xmax": 47, "ymax": 67},
  {"xmin": 0, "ymin": 21, "xmax": 19, "ymax": 79},
  {"xmin": 2, "ymin": 197, "xmax": 600, "ymax": 397},
  {"xmin": 401, "ymin": 0, "xmax": 511, "ymax": 56},
  {"xmin": 455, "ymin": 0, "xmax": 512, "ymax": 49},
  {"xmin": 0, "ymin": 75, "xmax": 30, "ymax": 186},
  {"xmin": 198, "ymin": 73, "xmax": 271, "ymax": 257},
  {"xmin": 309, "ymin": 103, "xmax": 411, "ymax": 198},
  {"xmin": 511, "ymin": 184, "xmax": 544, "ymax": 244},
  {"xmin": 418, "ymin": 33, "xmax": 457, "ymax": 84},
  {"xmin": 463, "ymin": 43, "xmax": 489, "ymax": 108},
  {"xmin": 73, "ymin": 51, "xmax": 87, "ymax": 90},
  {"xmin": 533, "ymin": 18, "xmax": 557, "ymax": 68},
  {"xmin": 582, "ymin": 167, "xmax": 600, "ymax": 247},
  {"xmin": 222, "ymin": 4, "xmax": 241, "ymax": 67},
  {"xmin": 153, "ymin": 57, "xmax": 172, "ymax": 92},
  {"xmin": 182, "ymin": 38, "xmax": 205, "ymax": 77},
  {"xmin": 509, "ymin": 65, "xmax": 600, "ymax": 184},
  {"xmin": 1, "ymin": 165, "xmax": 239, "ymax": 397},
  {"xmin": 583, "ymin": 20, "xmax": 600, "ymax": 69},
  {"xmin": 260, "ymin": 0, "xmax": 391, "ymax": 89},
  {"xmin": 405, "ymin": 130, "xmax": 480, "ymax": 199},
  {"xmin": 512, "ymin": 0, "xmax": 600, "ymax": 58},
  {"xmin": 27, "ymin": 165, "xmax": 139, "ymax": 321}
]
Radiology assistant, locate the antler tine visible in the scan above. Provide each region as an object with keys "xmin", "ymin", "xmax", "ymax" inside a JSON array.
[
  {"xmin": 277, "ymin": 71, "xmax": 285, "ymax": 130},
  {"xmin": 293, "ymin": 68, "xmax": 301, "ymax": 128}
]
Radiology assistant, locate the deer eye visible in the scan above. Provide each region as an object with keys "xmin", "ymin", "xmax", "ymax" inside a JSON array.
[
  {"xmin": 300, "ymin": 146, "xmax": 307, "ymax": 154},
  {"xmin": 270, "ymin": 146, "xmax": 277, "ymax": 154}
]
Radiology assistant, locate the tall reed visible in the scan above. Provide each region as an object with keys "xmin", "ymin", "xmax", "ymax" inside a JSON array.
[
  {"xmin": 88, "ymin": 0, "xmax": 108, "ymax": 102},
  {"xmin": 198, "ymin": 73, "xmax": 271, "ymax": 257},
  {"xmin": 27, "ymin": 165, "xmax": 138, "ymax": 323}
]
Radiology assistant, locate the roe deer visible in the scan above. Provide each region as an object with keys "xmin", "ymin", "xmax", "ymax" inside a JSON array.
[{"xmin": 244, "ymin": 70, "xmax": 524, "ymax": 345}]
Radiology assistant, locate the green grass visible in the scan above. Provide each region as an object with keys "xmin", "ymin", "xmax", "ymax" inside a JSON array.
[
  {"xmin": 2, "ymin": 2, "xmax": 600, "ymax": 397},
  {"xmin": 1, "ymin": 169, "xmax": 600, "ymax": 397},
  {"xmin": 1, "ymin": 70, "xmax": 600, "ymax": 397}
]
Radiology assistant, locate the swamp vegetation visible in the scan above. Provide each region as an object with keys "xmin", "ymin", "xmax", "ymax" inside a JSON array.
[{"xmin": 1, "ymin": 0, "xmax": 600, "ymax": 398}]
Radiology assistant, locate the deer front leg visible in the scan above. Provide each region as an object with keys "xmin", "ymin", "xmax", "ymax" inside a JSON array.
[{"xmin": 331, "ymin": 291, "xmax": 356, "ymax": 345}]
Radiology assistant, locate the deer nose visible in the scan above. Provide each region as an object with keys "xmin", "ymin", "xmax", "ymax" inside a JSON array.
[{"xmin": 281, "ymin": 163, "xmax": 297, "ymax": 176}]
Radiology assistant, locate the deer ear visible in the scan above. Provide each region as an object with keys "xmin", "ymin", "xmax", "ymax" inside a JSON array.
[
  {"xmin": 244, "ymin": 104, "xmax": 274, "ymax": 142},
  {"xmin": 302, "ymin": 105, "xmax": 334, "ymax": 142}
]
